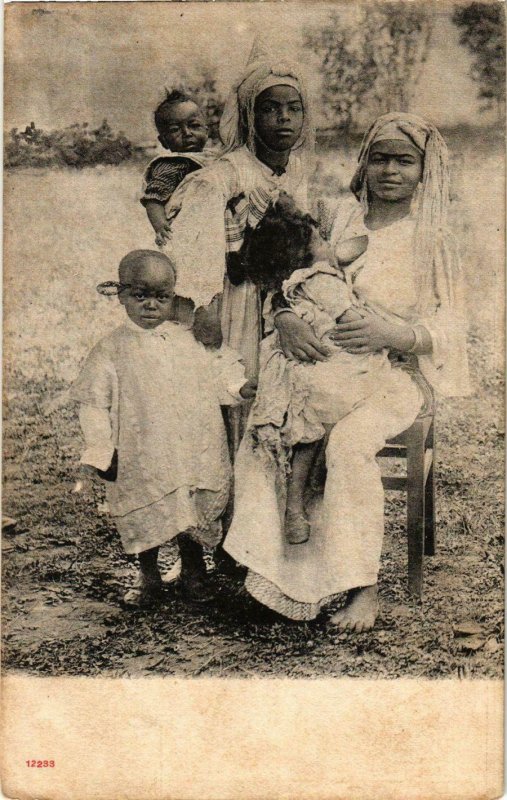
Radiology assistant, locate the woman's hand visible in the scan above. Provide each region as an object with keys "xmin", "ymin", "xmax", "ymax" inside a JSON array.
[
  {"xmin": 275, "ymin": 312, "xmax": 330, "ymax": 363},
  {"xmin": 330, "ymin": 310, "xmax": 415, "ymax": 354}
]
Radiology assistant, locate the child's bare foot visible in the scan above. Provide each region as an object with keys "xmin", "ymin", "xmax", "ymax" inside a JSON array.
[
  {"xmin": 161, "ymin": 558, "xmax": 181, "ymax": 584},
  {"xmin": 123, "ymin": 573, "xmax": 163, "ymax": 608},
  {"xmin": 124, "ymin": 546, "xmax": 163, "ymax": 608},
  {"xmin": 285, "ymin": 509, "xmax": 310, "ymax": 545},
  {"xmin": 329, "ymin": 585, "xmax": 379, "ymax": 632}
]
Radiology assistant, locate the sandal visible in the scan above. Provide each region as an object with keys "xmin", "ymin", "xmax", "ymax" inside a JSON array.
[{"xmin": 285, "ymin": 510, "xmax": 310, "ymax": 545}]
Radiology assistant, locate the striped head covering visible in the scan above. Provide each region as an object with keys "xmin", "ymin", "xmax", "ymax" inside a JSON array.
[{"xmin": 350, "ymin": 112, "xmax": 451, "ymax": 310}]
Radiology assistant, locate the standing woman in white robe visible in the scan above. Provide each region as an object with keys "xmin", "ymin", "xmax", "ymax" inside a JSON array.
[
  {"xmin": 165, "ymin": 45, "xmax": 329, "ymax": 447},
  {"xmin": 224, "ymin": 112, "xmax": 471, "ymax": 629}
]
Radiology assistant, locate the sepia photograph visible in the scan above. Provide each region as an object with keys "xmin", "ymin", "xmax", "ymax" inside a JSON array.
[{"xmin": 2, "ymin": 0, "xmax": 504, "ymax": 797}]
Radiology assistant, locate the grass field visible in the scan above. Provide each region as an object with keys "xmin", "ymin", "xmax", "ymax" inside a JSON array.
[{"xmin": 3, "ymin": 130, "xmax": 504, "ymax": 678}]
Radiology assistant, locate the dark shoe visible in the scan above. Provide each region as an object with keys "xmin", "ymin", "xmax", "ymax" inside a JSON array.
[
  {"xmin": 2, "ymin": 516, "xmax": 17, "ymax": 534},
  {"xmin": 180, "ymin": 572, "xmax": 216, "ymax": 604}
]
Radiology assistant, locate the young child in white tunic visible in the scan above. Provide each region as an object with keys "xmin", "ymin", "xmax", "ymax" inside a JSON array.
[{"xmin": 72, "ymin": 250, "xmax": 255, "ymax": 606}]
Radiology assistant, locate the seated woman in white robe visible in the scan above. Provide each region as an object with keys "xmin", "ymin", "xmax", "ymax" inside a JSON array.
[
  {"xmin": 223, "ymin": 112, "xmax": 471, "ymax": 629},
  {"xmin": 239, "ymin": 192, "xmax": 431, "ymax": 546}
]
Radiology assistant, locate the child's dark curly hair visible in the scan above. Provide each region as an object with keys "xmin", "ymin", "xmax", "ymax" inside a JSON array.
[{"xmin": 227, "ymin": 192, "xmax": 318, "ymax": 291}]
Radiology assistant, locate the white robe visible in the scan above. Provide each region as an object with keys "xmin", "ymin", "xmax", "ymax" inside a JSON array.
[
  {"xmin": 73, "ymin": 320, "xmax": 246, "ymax": 554},
  {"xmin": 224, "ymin": 200, "xmax": 470, "ymax": 619},
  {"xmin": 166, "ymin": 145, "xmax": 308, "ymax": 379}
]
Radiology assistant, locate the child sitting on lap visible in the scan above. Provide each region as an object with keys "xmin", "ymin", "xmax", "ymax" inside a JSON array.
[
  {"xmin": 242, "ymin": 193, "xmax": 406, "ymax": 545},
  {"xmin": 72, "ymin": 250, "xmax": 255, "ymax": 606},
  {"xmin": 141, "ymin": 90, "xmax": 214, "ymax": 247}
]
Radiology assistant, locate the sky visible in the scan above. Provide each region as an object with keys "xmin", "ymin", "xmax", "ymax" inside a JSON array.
[{"xmin": 4, "ymin": 2, "xmax": 487, "ymax": 143}]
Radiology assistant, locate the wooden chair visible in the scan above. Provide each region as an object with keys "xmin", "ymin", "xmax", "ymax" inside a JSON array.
[{"xmin": 379, "ymin": 411, "xmax": 435, "ymax": 599}]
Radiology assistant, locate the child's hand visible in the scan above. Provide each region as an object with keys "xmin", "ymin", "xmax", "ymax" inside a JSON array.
[
  {"xmin": 275, "ymin": 313, "xmax": 330, "ymax": 363},
  {"xmin": 72, "ymin": 464, "xmax": 97, "ymax": 494},
  {"xmin": 155, "ymin": 220, "xmax": 173, "ymax": 247},
  {"xmin": 239, "ymin": 378, "xmax": 258, "ymax": 400},
  {"xmin": 96, "ymin": 449, "xmax": 118, "ymax": 482},
  {"xmin": 72, "ymin": 451, "xmax": 118, "ymax": 493}
]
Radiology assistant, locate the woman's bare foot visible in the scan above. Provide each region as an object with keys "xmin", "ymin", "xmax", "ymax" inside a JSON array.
[{"xmin": 329, "ymin": 584, "xmax": 379, "ymax": 633}]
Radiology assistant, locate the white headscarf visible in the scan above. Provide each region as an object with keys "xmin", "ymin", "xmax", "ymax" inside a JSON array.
[
  {"xmin": 350, "ymin": 112, "xmax": 451, "ymax": 311},
  {"xmin": 219, "ymin": 42, "xmax": 315, "ymax": 166}
]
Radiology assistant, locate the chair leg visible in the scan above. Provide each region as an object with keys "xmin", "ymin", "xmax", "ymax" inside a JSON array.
[
  {"xmin": 406, "ymin": 426, "xmax": 425, "ymax": 599},
  {"xmin": 424, "ymin": 462, "xmax": 436, "ymax": 556}
]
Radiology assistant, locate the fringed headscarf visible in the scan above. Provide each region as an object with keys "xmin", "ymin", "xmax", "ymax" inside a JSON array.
[
  {"xmin": 219, "ymin": 54, "xmax": 315, "ymax": 167},
  {"xmin": 350, "ymin": 112, "xmax": 450, "ymax": 311}
]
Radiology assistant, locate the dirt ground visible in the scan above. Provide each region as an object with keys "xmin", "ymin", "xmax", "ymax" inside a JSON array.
[
  {"xmin": 2, "ymin": 136, "xmax": 504, "ymax": 679},
  {"xmin": 2, "ymin": 342, "xmax": 504, "ymax": 680}
]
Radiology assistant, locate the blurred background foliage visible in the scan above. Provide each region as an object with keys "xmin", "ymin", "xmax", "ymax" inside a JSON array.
[
  {"xmin": 4, "ymin": 2, "xmax": 505, "ymax": 168},
  {"xmin": 5, "ymin": 119, "xmax": 134, "ymax": 169},
  {"xmin": 452, "ymin": 2, "xmax": 505, "ymax": 119},
  {"xmin": 306, "ymin": 2, "xmax": 433, "ymax": 133}
]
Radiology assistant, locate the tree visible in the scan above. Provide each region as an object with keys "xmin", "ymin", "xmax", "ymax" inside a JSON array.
[
  {"xmin": 452, "ymin": 3, "xmax": 506, "ymax": 119},
  {"xmin": 306, "ymin": 3, "xmax": 432, "ymax": 133},
  {"xmin": 4, "ymin": 120, "xmax": 133, "ymax": 169},
  {"xmin": 187, "ymin": 74, "xmax": 225, "ymax": 143}
]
